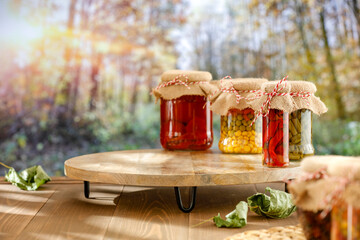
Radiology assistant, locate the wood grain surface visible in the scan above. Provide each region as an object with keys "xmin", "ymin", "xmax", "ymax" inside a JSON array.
[
  {"xmin": 64, "ymin": 149, "xmax": 301, "ymax": 186},
  {"xmin": 0, "ymin": 184, "xmax": 55, "ymax": 240},
  {"xmin": 0, "ymin": 177, "xmax": 299, "ymax": 240}
]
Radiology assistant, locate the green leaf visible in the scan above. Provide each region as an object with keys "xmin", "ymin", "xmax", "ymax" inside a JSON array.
[
  {"xmin": 247, "ymin": 187, "xmax": 296, "ymax": 219},
  {"xmin": 213, "ymin": 201, "xmax": 248, "ymax": 228},
  {"xmin": 5, "ymin": 165, "xmax": 51, "ymax": 191}
]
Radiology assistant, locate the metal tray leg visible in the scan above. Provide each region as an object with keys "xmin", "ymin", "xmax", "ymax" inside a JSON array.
[
  {"xmin": 174, "ymin": 187, "xmax": 197, "ymax": 213},
  {"xmin": 84, "ymin": 181, "xmax": 90, "ymax": 198}
]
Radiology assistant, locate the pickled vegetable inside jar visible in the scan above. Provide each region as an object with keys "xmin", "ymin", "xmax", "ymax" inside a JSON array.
[
  {"xmin": 289, "ymin": 109, "xmax": 314, "ymax": 160},
  {"xmin": 263, "ymin": 109, "xmax": 289, "ymax": 167},
  {"xmin": 287, "ymin": 80, "xmax": 327, "ymax": 160},
  {"xmin": 332, "ymin": 200, "xmax": 360, "ymax": 240},
  {"xmin": 219, "ymin": 108, "xmax": 262, "ymax": 154},
  {"xmin": 153, "ymin": 70, "xmax": 213, "ymax": 151},
  {"xmin": 160, "ymin": 95, "xmax": 213, "ymax": 150},
  {"xmin": 297, "ymin": 208, "xmax": 331, "ymax": 240}
]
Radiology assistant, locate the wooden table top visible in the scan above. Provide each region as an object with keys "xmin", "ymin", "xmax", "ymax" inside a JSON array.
[
  {"xmin": 0, "ymin": 177, "xmax": 299, "ymax": 240},
  {"xmin": 64, "ymin": 149, "xmax": 301, "ymax": 186}
]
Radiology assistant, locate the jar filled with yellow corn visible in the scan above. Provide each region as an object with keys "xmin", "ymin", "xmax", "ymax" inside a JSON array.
[
  {"xmin": 206, "ymin": 78, "xmax": 268, "ymax": 154},
  {"xmin": 288, "ymin": 81, "xmax": 327, "ymax": 160},
  {"xmin": 219, "ymin": 108, "xmax": 262, "ymax": 153}
]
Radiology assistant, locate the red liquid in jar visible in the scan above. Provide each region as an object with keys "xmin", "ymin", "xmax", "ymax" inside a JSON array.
[
  {"xmin": 263, "ymin": 109, "xmax": 289, "ymax": 167},
  {"xmin": 160, "ymin": 95, "xmax": 213, "ymax": 150}
]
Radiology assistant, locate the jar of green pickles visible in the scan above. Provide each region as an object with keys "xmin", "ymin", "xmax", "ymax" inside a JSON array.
[
  {"xmin": 289, "ymin": 109, "xmax": 313, "ymax": 159},
  {"xmin": 288, "ymin": 81, "xmax": 327, "ymax": 160},
  {"xmin": 206, "ymin": 78, "xmax": 267, "ymax": 154}
]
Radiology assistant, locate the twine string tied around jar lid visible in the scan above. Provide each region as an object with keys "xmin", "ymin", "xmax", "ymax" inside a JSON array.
[
  {"xmin": 250, "ymin": 76, "xmax": 314, "ymax": 126},
  {"xmin": 209, "ymin": 76, "xmax": 264, "ymax": 104},
  {"xmin": 320, "ymin": 168, "xmax": 358, "ymax": 219},
  {"xmin": 153, "ymin": 74, "xmax": 210, "ymax": 91}
]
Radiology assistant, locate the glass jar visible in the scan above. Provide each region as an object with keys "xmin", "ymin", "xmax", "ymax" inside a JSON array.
[
  {"xmin": 289, "ymin": 109, "xmax": 314, "ymax": 160},
  {"xmin": 297, "ymin": 208, "xmax": 331, "ymax": 240},
  {"xmin": 331, "ymin": 200, "xmax": 360, "ymax": 240},
  {"xmin": 218, "ymin": 108, "xmax": 262, "ymax": 154},
  {"xmin": 160, "ymin": 95, "xmax": 213, "ymax": 150},
  {"xmin": 263, "ymin": 109, "xmax": 289, "ymax": 167}
]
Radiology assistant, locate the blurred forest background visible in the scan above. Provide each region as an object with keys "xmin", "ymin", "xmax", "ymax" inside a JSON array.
[{"xmin": 0, "ymin": 0, "xmax": 359, "ymax": 175}]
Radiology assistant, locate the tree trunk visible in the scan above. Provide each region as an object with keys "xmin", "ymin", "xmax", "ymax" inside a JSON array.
[
  {"xmin": 319, "ymin": 8, "xmax": 346, "ymax": 119},
  {"xmin": 351, "ymin": 0, "xmax": 360, "ymax": 50},
  {"xmin": 89, "ymin": 54, "xmax": 101, "ymax": 111},
  {"xmin": 56, "ymin": 0, "xmax": 77, "ymax": 126},
  {"xmin": 294, "ymin": 1, "xmax": 318, "ymax": 80}
]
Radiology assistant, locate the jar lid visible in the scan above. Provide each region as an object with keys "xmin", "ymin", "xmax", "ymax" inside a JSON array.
[
  {"xmin": 161, "ymin": 70, "xmax": 212, "ymax": 83},
  {"xmin": 290, "ymin": 155, "xmax": 360, "ymax": 210},
  {"xmin": 301, "ymin": 155, "xmax": 360, "ymax": 180},
  {"xmin": 251, "ymin": 80, "xmax": 293, "ymax": 113},
  {"xmin": 288, "ymin": 81, "xmax": 327, "ymax": 115},
  {"xmin": 288, "ymin": 81, "xmax": 317, "ymax": 94},
  {"xmin": 152, "ymin": 70, "xmax": 212, "ymax": 100},
  {"xmin": 261, "ymin": 80, "xmax": 291, "ymax": 94},
  {"xmin": 205, "ymin": 78, "xmax": 268, "ymax": 115},
  {"xmin": 220, "ymin": 78, "xmax": 267, "ymax": 91}
]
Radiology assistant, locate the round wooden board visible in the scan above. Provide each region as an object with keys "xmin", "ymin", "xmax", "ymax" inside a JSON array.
[{"xmin": 64, "ymin": 149, "xmax": 301, "ymax": 187}]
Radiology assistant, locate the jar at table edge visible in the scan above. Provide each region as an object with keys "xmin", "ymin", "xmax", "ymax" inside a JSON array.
[
  {"xmin": 219, "ymin": 108, "xmax": 262, "ymax": 154},
  {"xmin": 297, "ymin": 208, "xmax": 331, "ymax": 240},
  {"xmin": 156, "ymin": 70, "xmax": 213, "ymax": 150},
  {"xmin": 263, "ymin": 109, "xmax": 289, "ymax": 167},
  {"xmin": 331, "ymin": 198, "xmax": 360, "ymax": 239}
]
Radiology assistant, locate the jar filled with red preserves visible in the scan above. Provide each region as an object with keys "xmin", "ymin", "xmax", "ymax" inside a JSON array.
[
  {"xmin": 153, "ymin": 70, "xmax": 213, "ymax": 150},
  {"xmin": 263, "ymin": 109, "xmax": 289, "ymax": 167},
  {"xmin": 252, "ymin": 79, "xmax": 293, "ymax": 167}
]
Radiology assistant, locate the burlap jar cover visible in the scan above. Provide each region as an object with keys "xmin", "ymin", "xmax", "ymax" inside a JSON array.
[
  {"xmin": 203, "ymin": 78, "xmax": 268, "ymax": 115},
  {"xmin": 152, "ymin": 70, "xmax": 212, "ymax": 101},
  {"xmin": 289, "ymin": 155, "xmax": 360, "ymax": 212},
  {"xmin": 250, "ymin": 77, "xmax": 328, "ymax": 118},
  {"xmin": 288, "ymin": 81, "xmax": 327, "ymax": 115}
]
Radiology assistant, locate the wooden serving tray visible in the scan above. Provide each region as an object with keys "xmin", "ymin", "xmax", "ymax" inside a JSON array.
[
  {"xmin": 64, "ymin": 149, "xmax": 301, "ymax": 212},
  {"xmin": 64, "ymin": 149, "xmax": 300, "ymax": 187}
]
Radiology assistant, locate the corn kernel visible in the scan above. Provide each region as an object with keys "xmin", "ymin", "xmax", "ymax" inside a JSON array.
[{"xmin": 243, "ymin": 146, "xmax": 250, "ymax": 153}]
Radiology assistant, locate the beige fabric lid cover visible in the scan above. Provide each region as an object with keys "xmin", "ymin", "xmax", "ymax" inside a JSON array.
[
  {"xmin": 288, "ymin": 81, "xmax": 328, "ymax": 115},
  {"xmin": 152, "ymin": 70, "xmax": 212, "ymax": 100},
  {"xmin": 289, "ymin": 178, "xmax": 338, "ymax": 212},
  {"xmin": 290, "ymin": 155, "xmax": 360, "ymax": 210},
  {"xmin": 250, "ymin": 80, "xmax": 294, "ymax": 113},
  {"xmin": 301, "ymin": 155, "xmax": 360, "ymax": 180},
  {"xmin": 201, "ymin": 78, "xmax": 268, "ymax": 115},
  {"xmin": 343, "ymin": 182, "xmax": 360, "ymax": 207}
]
